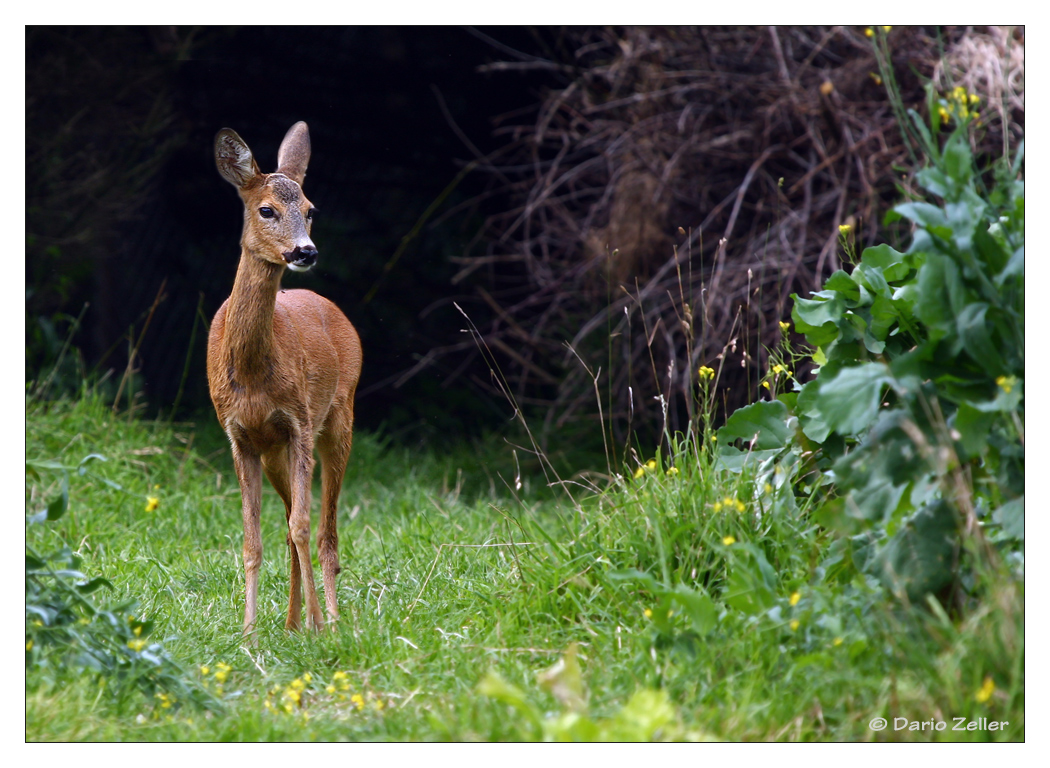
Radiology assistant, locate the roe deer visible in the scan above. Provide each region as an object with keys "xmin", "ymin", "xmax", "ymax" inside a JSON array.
[{"xmin": 207, "ymin": 122, "xmax": 362, "ymax": 641}]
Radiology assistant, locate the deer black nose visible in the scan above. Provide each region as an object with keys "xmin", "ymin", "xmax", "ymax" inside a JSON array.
[{"xmin": 284, "ymin": 245, "xmax": 317, "ymax": 271}]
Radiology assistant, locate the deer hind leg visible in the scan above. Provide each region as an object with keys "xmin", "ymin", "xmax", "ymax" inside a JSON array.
[
  {"xmin": 288, "ymin": 435, "xmax": 325, "ymax": 631},
  {"xmin": 232, "ymin": 442, "xmax": 263, "ymax": 643},
  {"xmin": 262, "ymin": 448, "xmax": 303, "ymax": 631},
  {"xmin": 317, "ymin": 413, "xmax": 353, "ymax": 625}
]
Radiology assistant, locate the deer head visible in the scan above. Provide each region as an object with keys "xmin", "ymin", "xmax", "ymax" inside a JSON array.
[{"xmin": 214, "ymin": 121, "xmax": 318, "ymax": 272}]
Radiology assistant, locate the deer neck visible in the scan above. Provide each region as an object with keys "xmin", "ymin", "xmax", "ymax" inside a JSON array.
[{"xmin": 222, "ymin": 248, "xmax": 285, "ymax": 383}]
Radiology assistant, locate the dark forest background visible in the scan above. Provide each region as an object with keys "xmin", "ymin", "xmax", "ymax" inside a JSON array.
[{"xmin": 26, "ymin": 26, "xmax": 1023, "ymax": 450}]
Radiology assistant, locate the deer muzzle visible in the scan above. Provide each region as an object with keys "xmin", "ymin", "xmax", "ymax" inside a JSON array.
[{"xmin": 284, "ymin": 244, "xmax": 317, "ymax": 272}]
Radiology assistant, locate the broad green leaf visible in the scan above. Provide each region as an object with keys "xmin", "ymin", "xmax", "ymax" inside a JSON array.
[
  {"xmin": 854, "ymin": 262, "xmax": 892, "ymax": 300},
  {"xmin": 973, "ymin": 226, "xmax": 1009, "ymax": 276},
  {"xmin": 813, "ymin": 363, "xmax": 892, "ymax": 435},
  {"xmin": 843, "ymin": 474, "xmax": 907, "ymax": 527},
  {"xmin": 717, "ymin": 399, "xmax": 792, "ymax": 450},
  {"xmin": 952, "ymin": 403, "xmax": 996, "ymax": 459},
  {"xmin": 916, "ymin": 252, "xmax": 968, "ymax": 343},
  {"xmin": 896, "ymin": 201, "xmax": 947, "ymax": 230},
  {"xmin": 955, "ymin": 302, "xmax": 1004, "ymax": 374},
  {"xmin": 792, "ymin": 292, "xmax": 845, "ymax": 347},
  {"xmin": 46, "ymin": 484, "xmax": 69, "ymax": 521},
  {"xmin": 670, "ymin": 584, "xmax": 717, "ymax": 635},
  {"xmin": 992, "ymin": 497, "xmax": 1024, "ymax": 541},
  {"xmin": 874, "ymin": 500, "xmax": 958, "ymax": 601},
  {"xmin": 941, "ymin": 131, "xmax": 974, "ymax": 190},
  {"xmin": 823, "ymin": 270, "xmax": 860, "ymax": 302}
]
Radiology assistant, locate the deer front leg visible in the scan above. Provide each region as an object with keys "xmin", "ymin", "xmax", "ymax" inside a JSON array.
[
  {"xmin": 232, "ymin": 443, "xmax": 263, "ymax": 643},
  {"xmin": 318, "ymin": 424, "xmax": 352, "ymax": 626},
  {"xmin": 262, "ymin": 450, "xmax": 303, "ymax": 631},
  {"xmin": 289, "ymin": 436, "xmax": 325, "ymax": 631}
]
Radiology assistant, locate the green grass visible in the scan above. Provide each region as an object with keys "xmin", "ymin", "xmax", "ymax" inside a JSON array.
[{"xmin": 25, "ymin": 392, "xmax": 1023, "ymax": 741}]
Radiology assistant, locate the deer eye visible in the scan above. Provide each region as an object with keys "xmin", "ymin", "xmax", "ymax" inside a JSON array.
[
  {"xmin": 306, "ymin": 208, "xmax": 317, "ymax": 220},
  {"xmin": 259, "ymin": 207, "xmax": 275, "ymax": 219}
]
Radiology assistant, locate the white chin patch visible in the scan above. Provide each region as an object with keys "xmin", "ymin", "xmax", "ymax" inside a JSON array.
[{"xmin": 286, "ymin": 262, "xmax": 312, "ymax": 273}]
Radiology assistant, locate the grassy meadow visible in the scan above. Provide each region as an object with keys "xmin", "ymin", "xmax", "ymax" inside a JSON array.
[
  {"xmin": 25, "ymin": 87, "xmax": 1024, "ymax": 744},
  {"xmin": 25, "ymin": 388, "xmax": 1022, "ymax": 742}
]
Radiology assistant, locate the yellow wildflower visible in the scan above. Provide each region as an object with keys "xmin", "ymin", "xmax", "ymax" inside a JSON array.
[
  {"xmin": 200, "ymin": 665, "xmax": 210, "ymax": 676},
  {"xmin": 712, "ymin": 501, "xmax": 723, "ymax": 512},
  {"xmin": 996, "ymin": 375, "xmax": 1016, "ymax": 394},
  {"xmin": 128, "ymin": 639, "xmax": 146, "ymax": 652},
  {"xmin": 865, "ymin": 27, "xmax": 874, "ymax": 37},
  {"xmin": 374, "ymin": 699, "xmax": 385, "ymax": 711},
  {"xmin": 790, "ymin": 619, "xmax": 800, "ymax": 631},
  {"xmin": 145, "ymin": 496, "xmax": 160, "ymax": 512},
  {"xmin": 646, "ymin": 459, "xmax": 657, "ymax": 471},
  {"xmin": 721, "ymin": 497, "xmax": 745, "ymax": 513},
  {"xmin": 722, "ymin": 536, "xmax": 736, "ymax": 546},
  {"xmin": 833, "ymin": 637, "xmax": 844, "ymax": 647},
  {"xmin": 838, "ymin": 224, "xmax": 852, "ymax": 236},
  {"xmin": 779, "ymin": 321, "xmax": 790, "ymax": 333},
  {"xmin": 975, "ymin": 676, "xmax": 995, "ymax": 703},
  {"xmin": 643, "ymin": 608, "xmax": 652, "ymax": 618},
  {"xmin": 698, "ymin": 365, "xmax": 716, "ymax": 380},
  {"xmin": 666, "ymin": 467, "xmax": 679, "ymax": 477},
  {"xmin": 351, "ymin": 693, "xmax": 365, "ymax": 711},
  {"xmin": 26, "ymin": 639, "xmax": 33, "ymax": 651},
  {"xmin": 633, "ymin": 466, "xmax": 645, "ymax": 479},
  {"xmin": 789, "ymin": 592, "xmax": 801, "ymax": 606},
  {"xmin": 762, "ymin": 381, "xmax": 770, "ymax": 390},
  {"xmin": 214, "ymin": 662, "xmax": 231, "ymax": 684}
]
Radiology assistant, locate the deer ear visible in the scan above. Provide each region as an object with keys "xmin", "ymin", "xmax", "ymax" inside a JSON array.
[
  {"xmin": 215, "ymin": 129, "xmax": 260, "ymax": 189},
  {"xmin": 276, "ymin": 122, "xmax": 311, "ymax": 185}
]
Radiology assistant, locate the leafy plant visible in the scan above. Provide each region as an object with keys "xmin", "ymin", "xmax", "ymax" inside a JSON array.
[
  {"xmin": 788, "ymin": 103, "xmax": 1023, "ymax": 602},
  {"xmin": 26, "ymin": 457, "xmax": 217, "ymax": 714}
]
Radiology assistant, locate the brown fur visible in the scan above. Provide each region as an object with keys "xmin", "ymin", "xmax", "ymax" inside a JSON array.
[{"xmin": 206, "ymin": 122, "xmax": 363, "ymax": 641}]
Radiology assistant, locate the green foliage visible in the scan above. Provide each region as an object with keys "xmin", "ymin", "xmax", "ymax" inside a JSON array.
[
  {"xmin": 477, "ymin": 645, "xmax": 706, "ymax": 741},
  {"xmin": 788, "ymin": 113, "xmax": 1023, "ymax": 600},
  {"xmin": 26, "ymin": 456, "xmax": 216, "ymax": 714},
  {"xmin": 25, "ymin": 386, "xmax": 1022, "ymax": 741}
]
